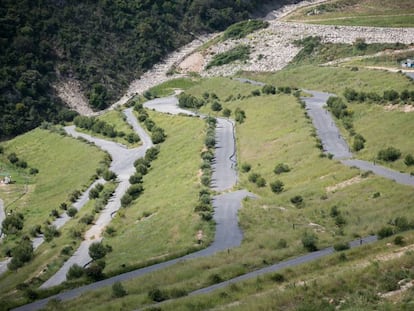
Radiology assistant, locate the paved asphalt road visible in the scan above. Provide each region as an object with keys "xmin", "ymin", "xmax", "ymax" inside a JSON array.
[
  {"xmin": 301, "ymin": 90, "xmax": 353, "ymax": 160},
  {"xmin": 212, "ymin": 117, "xmax": 238, "ymax": 192},
  {"xmin": 301, "ymin": 89, "xmax": 414, "ymax": 187},
  {"xmin": 40, "ymin": 108, "xmax": 153, "ymax": 289}
]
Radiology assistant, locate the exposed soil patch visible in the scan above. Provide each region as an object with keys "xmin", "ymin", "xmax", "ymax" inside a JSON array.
[
  {"xmin": 326, "ymin": 176, "xmax": 363, "ymax": 192},
  {"xmin": 178, "ymin": 52, "xmax": 205, "ymax": 73},
  {"xmin": 53, "ymin": 78, "xmax": 94, "ymax": 115},
  {"xmin": 384, "ymin": 104, "xmax": 414, "ymax": 113}
]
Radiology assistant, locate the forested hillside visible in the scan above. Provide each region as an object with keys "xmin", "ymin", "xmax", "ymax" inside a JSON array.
[{"xmin": 0, "ymin": 0, "xmax": 291, "ymax": 139}]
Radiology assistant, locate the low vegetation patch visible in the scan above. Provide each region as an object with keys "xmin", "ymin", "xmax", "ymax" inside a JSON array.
[
  {"xmin": 222, "ymin": 20, "xmax": 269, "ymax": 40},
  {"xmin": 206, "ymin": 45, "xmax": 250, "ymax": 69}
]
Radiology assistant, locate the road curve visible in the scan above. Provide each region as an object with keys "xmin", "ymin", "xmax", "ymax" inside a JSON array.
[
  {"xmin": 13, "ymin": 190, "xmax": 254, "ymax": 311},
  {"xmin": 15, "ymin": 96, "xmax": 252, "ymax": 310},
  {"xmin": 40, "ymin": 108, "xmax": 153, "ymax": 289},
  {"xmin": 301, "ymin": 90, "xmax": 352, "ymax": 160}
]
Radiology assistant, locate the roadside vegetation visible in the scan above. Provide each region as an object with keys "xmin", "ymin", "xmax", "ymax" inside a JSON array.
[
  {"xmin": 38, "ymin": 82, "xmax": 414, "ymax": 310},
  {"xmin": 73, "ymin": 110, "xmax": 141, "ymax": 147},
  {"xmin": 284, "ymin": 0, "xmax": 414, "ymax": 27},
  {"xmin": 206, "ymin": 45, "xmax": 251, "ymax": 70}
]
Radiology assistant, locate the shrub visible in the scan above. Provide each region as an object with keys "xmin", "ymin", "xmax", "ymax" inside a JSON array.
[
  {"xmin": 290, "ymin": 195, "xmax": 303, "ymax": 206},
  {"xmin": 8, "ymin": 239, "xmax": 33, "ymax": 270},
  {"xmin": 79, "ymin": 214, "xmax": 94, "ymax": 225},
  {"xmin": 241, "ymin": 163, "xmax": 251, "ymax": 173},
  {"xmin": 44, "ymin": 225, "xmax": 60, "ymax": 242},
  {"xmin": 222, "ymin": 108, "xmax": 231, "ymax": 117},
  {"xmin": 270, "ymin": 273, "xmax": 285, "ymax": 283},
  {"xmin": 262, "ymin": 84, "xmax": 276, "ymax": 95},
  {"xmin": 333, "ymin": 242, "xmax": 350, "ymax": 251},
  {"xmin": 404, "ymin": 154, "xmax": 414, "ymax": 166},
  {"xmin": 377, "ymin": 147, "xmax": 401, "ymax": 162},
  {"xmin": 7, "ymin": 152, "xmax": 18, "ymax": 164},
  {"xmin": 121, "ymin": 193, "xmax": 133, "ymax": 207},
  {"xmin": 393, "ymin": 235, "xmax": 405, "ymax": 246},
  {"xmin": 66, "ymin": 264, "xmax": 84, "ymax": 280},
  {"xmin": 211, "ymin": 101, "xmax": 222, "ymax": 112},
  {"xmin": 85, "ymin": 260, "xmax": 105, "ymax": 280},
  {"xmin": 234, "ymin": 108, "xmax": 246, "ymax": 123},
  {"xmin": 67, "ymin": 207, "xmax": 78, "ymax": 217},
  {"xmin": 88, "ymin": 242, "xmax": 108, "ymax": 261},
  {"xmin": 274, "ymin": 163, "xmax": 290, "ymax": 174},
  {"xmin": 377, "ymin": 226, "xmax": 394, "ymax": 239},
  {"xmin": 251, "ymin": 89, "xmax": 260, "ymax": 96},
  {"xmin": 301, "ymin": 232, "xmax": 318, "ymax": 252},
  {"xmin": 29, "ymin": 225, "xmax": 42, "ymax": 237},
  {"xmin": 112, "ymin": 282, "xmax": 127, "ymax": 298},
  {"xmin": 2, "ymin": 213, "xmax": 24, "ymax": 234},
  {"xmin": 256, "ymin": 177, "xmax": 266, "ymax": 187},
  {"xmin": 270, "ymin": 180, "xmax": 284, "ymax": 193},
  {"xmin": 29, "ymin": 167, "xmax": 39, "ymax": 175},
  {"xmin": 127, "ymin": 184, "xmax": 144, "ymax": 198},
  {"xmin": 68, "ymin": 190, "xmax": 81, "ymax": 203},
  {"xmin": 50, "ymin": 209, "xmax": 60, "ymax": 218},
  {"xmin": 89, "ymin": 188, "xmax": 100, "ymax": 200},
  {"xmin": 105, "ymin": 226, "xmax": 116, "ymax": 236},
  {"xmin": 277, "ymin": 239, "xmax": 287, "ymax": 249},
  {"xmin": 61, "ymin": 245, "xmax": 73, "ymax": 256},
  {"xmin": 148, "ymin": 287, "xmax": 168, "ymax": 302},
  {"xmin": 129, "ymin": 173, "xmax": 143, "ymax": 184},
  {"xmin": 248, "ymin": 172, "xmax": 260, "ymax": 183},
  {"xmin": 103, "ymin": 169, "xmax": 117, "ymax": 181}
]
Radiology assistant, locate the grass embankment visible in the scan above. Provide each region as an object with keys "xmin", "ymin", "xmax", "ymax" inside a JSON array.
[
  {"xmin": 102, "ymin": 110, "xmax": 212, "ymax": 274},
  {"xmin": 51, "ymin": 79, "xmax": 413, "ymax": 310},
  {"xmin": 240, "ymin": 65, "xmax": 413, "ymax": 95},
  {"xmin": 75, "ymin": 109, "xmax": 141, "ymax": 147},
  {"xmin": 0, "ymin": 128, "xmax": 106, "ymax": 306},
  {"xmin": 344, "ymin": 50, "xmax": 414, "ymax": 69},
  {"xmin": 284, "ymin": 0, "xmax": 414, "ymax": 27},
  {"xmin": 147, "ymin": 78, "xmax": 200, "ymax": 98}
]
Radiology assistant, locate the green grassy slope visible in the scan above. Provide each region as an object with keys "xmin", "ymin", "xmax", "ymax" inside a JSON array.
[{"xmin": 284, "ymin": 0, "xmax": 414, "ymax": 27}]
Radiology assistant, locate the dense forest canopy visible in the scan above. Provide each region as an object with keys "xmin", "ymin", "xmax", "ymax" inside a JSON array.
[{"xmin": 0, "ymin": 0, "xmax": 291, "ymax": 139}]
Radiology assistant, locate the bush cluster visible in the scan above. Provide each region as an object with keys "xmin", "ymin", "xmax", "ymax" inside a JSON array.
[
  {"xmin": 135, "ymin": 103, "xmax": 166, "ymax": 144},
  {"xmin": 344, "ymin": 88, "xmax": 414, "ymax": 104},
  {"xmin": 195, "ymin": 117, "xmax": 217, "ymax": 221}
]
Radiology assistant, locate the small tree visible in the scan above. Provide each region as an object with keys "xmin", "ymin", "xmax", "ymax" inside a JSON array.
[
  {"xmin": 88, "ymin": 242, "xmax": 107, "ymax": 260},
  {"xmin": 211, "ymin": 101, "xmax": 222, "ymax": 112},
  {"xmin": 67, "ymin": 207, "xmax": 78, "ymax": 217},
  {"xmin": 67, "ymin": 264, "xmax": 84, "ymax": 280},
  {"xmin": 2, "ymin": 213, "xmax": 24, "ymax": 234},
  {"xmin": 378, "ymin": 147, "xmax": 401, "ymax": 162},
  {"xmin": 270, "ymin": 180, "xmax": 284, "ymax": 193},
  {"xmin": 112, "ymin": 282, "xmax": 127, "ymax": 298},
  {"xmin": 301, "ymin": 231, "xmax": 318, "ymax": 252},
  {"xmin": 404, "ymin": 154, "xmax": 414, "ymax": 166},
  {"xmin": 274, "ymin": 163, "xmax": 290, "ymax": 174}
]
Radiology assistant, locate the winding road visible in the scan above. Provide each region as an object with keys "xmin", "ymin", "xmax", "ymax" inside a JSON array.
[
  {"xmin": 40, "ymin": 108, "xmax": 153, "ymax": 289},
  {"xmin": 14, "ymin": 87, "xmax": 414, "ymax": 311},
  {"xmin": 300, "ymin": 90, "xmax": 414, "ymax": 186},
  {"xmin": 15, "ymin": 96, "xmax": 252, "ymax": 311}
]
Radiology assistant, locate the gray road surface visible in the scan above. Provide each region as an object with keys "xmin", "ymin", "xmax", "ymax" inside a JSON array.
[
  {"xmin": 212, "ymin": 118, "xmax": 238, "ymax": 191},
  {"xmin": 13, "ymin": 190, "xmax": 253, "ymax": 311},
  {"xmin": 301, "ymin": 90, "xmax": 352, "ymax": 160},
  {"xmin": 233, "ymin": 78, "xmax": 265, "ymax": 86},
  {"xmin": 144, "ymin": 96, "xmax": 196, "ymax": 116},
  {"xmin": 188, "ymin": 236, "xmax": 378, "ymax": 297},
  {"xmin": 405, "ymin": 72, "xmax": 414, "ymax": 80},
  {"xmin": 342, "ymin": 159, "xmax": 414, "ymax": 186},
  {"xmin": 40, "ymin": 108, "xmax": 153, "ymax": 288}
]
